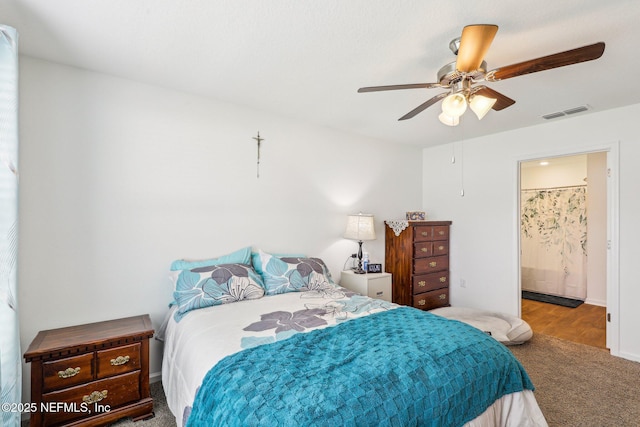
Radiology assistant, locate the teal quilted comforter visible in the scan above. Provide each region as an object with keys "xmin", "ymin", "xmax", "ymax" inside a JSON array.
[{"xmin": 185, "ymin": 307, "xmax": 534, "ymax": 427}]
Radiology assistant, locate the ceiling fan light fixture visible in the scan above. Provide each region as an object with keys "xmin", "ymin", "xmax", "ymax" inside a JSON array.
[
  {"xmin": 438, "ymin": 112, "xmax": 460, "ymax": 126},
  {"xmin": 469, "ymin": 94, "xmax": 497, "ymax": 120},
  {"xmin": 441, "ymin": 92, "xmax": 467, "ymax": 117}
]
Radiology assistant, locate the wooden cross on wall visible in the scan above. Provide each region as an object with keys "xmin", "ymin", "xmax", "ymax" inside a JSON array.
[{"xmin": 252, "ymin": 132, "xmax": 264, "ymax": 178}]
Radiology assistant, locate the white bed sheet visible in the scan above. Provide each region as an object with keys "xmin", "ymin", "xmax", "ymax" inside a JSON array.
[{"xmin": 161, "ymin": 289, "xmax": 547, "ymax": 426}]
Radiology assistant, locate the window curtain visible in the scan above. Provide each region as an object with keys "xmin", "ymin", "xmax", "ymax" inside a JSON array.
[
  {"xmin": 521, "ymin": 186, "xmax": 587, "ymax": 300},
  {"xmin": 0, "ymin": 24, "xmax": 20, "ymax": 427}
]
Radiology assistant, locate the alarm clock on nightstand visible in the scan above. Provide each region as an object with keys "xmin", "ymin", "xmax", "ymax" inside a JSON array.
[{"xmin": 367, "ymin": 263, "xmax": 382, "ymax": 273}]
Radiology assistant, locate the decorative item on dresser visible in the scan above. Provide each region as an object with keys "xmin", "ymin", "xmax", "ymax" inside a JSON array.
[
  {"xmin": 385, "ymin": 220, "xmax": 452, "ymax": 310},
  {"xmin": 24, "ymin": 315, "xmax": 154, "ymax": 427}
]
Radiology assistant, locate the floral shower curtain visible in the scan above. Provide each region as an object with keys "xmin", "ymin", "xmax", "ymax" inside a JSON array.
[
  {"xmin": 0, "ymin": 25, "xmax": 20, "ymax": 427},
  {"xmin": 521, "ymin": 185, "xmax": 587, "ymax": 300}
]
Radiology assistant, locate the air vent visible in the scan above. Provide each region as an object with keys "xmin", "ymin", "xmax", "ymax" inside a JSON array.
[
  {"xmin": 564, "ymin": 106, "xmax": 589, "ymax": 115},
  {"xmin": 542, "ymin": 105, "xmax": 590, "ymax": 120},
  {"xmin": 542, "ymin": 112, "xmax": 566, "ymax": 120}
]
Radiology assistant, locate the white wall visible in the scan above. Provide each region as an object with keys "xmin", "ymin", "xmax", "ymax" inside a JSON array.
[
  {"xmin": 520, "ymin": 155, "xmax": 587, "ymax": 189},
  {"xmin": 422, "ymin": 104, "xmax": 640, "ymax": 362},
  {"xmin": 17, "ymin": 57, "xmax": 423, "ymax": 401},
  {"xmin": 586, "ymin": 152, "xmax": 607, "ymax": 306}
]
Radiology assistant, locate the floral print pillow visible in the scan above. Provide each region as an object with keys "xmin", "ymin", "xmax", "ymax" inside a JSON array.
[
  {"xmin": 256, "ymin": 250, "xmax": 336, "ymax": 295},
  {"xmin": 173, "ymin": 263, "xmax": 265, "ymax": 321}
]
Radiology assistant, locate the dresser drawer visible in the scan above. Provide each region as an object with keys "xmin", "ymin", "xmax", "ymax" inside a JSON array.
[
  {"xmin": 413, "ymin": 255, "xmax": 449, "ymax": 274},
  {"xmin": 97, "ymin": 343, "xmax": 141, "ymax": 379},
  {"xmin": 433, "ymin": 241, "xmax": 449, "ymax": 256},
  {"xmin": 43, "ymin": 353, "xmax": 94, "ymax": 393},
  {"xmin": 415, "ymin": 241, "xmax": 449, "ymax": 258},
  {"xmin": 413, "ymin": 226, "xmax": 434, "ymax": 242},
  {"xmin": 414, "ymin": 225, "xmax": 449, "ymax": 241},
  {"xmin": 414, "ymin": 241, "xmax": 433, "ymax": 257},
  {"xmin": 412, "ymin": 272, "xmax": 449, "ymax": 294},
  {"xmin": 432, "ymin": 226, "xmax": 449, "ymax": 241},
  {"xmin": 412, "ymin": 288, "xmax": 449, "ymax": 310},
  {"xmin": 41, "ymin": 371, "xmax": 141, "ymax": 426}
]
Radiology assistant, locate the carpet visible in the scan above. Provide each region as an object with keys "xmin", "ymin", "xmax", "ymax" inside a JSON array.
[
  {"xmin": 522, "ymin": 290, "xmax": 584, "ymax": 308},
  {"xmin": 509, "ymin": 333, "xmax": 640, "ymax": 426}
]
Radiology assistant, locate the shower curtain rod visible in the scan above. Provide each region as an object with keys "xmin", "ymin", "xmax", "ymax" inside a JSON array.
[{"xmin": 521, "ymin": 184, "xmax": 587, "ymax": 191}]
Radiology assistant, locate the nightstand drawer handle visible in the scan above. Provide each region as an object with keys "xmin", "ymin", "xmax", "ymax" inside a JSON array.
[
  {"xmin": 58, "ymin": 367, "xmax": 80, "ymax": 379},
  {"xmin": 439, "ymin": 294, "xmax": 446, "ymax": 300},
  {"xmin": 417, "ymin": 299, "xmax": 426, "ymax": 306},
  {"xmin": 439, "ymin": 276, "xmax": 447, "ymax": 283},
  {"xmin": 429, "ymin": 261, "xmax": 437, "ymax": 268},
  {"xmin": 110, "ymin": 355, "xmax": 130, "ymax": 366},
  {"xmin": 418, "ymin": 281, "xmax": 426, "ymax": 287},
  {"xmin": 82, "ymin": 390, "xmax": 108, "ymax": 404}
]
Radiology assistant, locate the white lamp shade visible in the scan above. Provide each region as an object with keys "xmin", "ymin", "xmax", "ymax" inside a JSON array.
[
  {"xmin": 469, "ymin": 94, "xmax": 497, "ymax": 120},
  {"xmin": 441, "ymin": 92, "xmax": 467, "ymax": 117},
  {"xmin": 438, "ymin": 112, "xmax": 460, "ymax": 126},
  {"xmin": 344, "ymin": 213, "xmax": 376, "ymax": 241}
]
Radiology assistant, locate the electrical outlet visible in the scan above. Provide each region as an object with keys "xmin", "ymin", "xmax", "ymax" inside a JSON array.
[{"xmin": 460, "ymin": 279, "xmax": 466, "ymax": 288}]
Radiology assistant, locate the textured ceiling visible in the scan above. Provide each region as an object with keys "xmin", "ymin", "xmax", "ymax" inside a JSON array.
[{"xmin": 2, "ymin": 0, "xmax": 639, "ymax": 147}]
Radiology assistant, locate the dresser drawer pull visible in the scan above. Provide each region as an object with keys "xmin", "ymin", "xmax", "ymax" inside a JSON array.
[
  {"xmin": 82, "ymin": 390, "xmax": 108, "ymax": 404},
  {"xmin": 421, "ymin": 231, "xmax": 429, "ymax": 237},
  {"xmin": 421, "ymin": 247, "xmax": 428, "ymax": 252},
  {"xmin": 429, "ymin": 261, "xmax": 437, "ymax": 268},
  {"xmin": 439, "ymin": 276, "xmax": 447, "ymax": 283},
  {"xmin": 110, "ymin": 355, "xmax": 130, "ymax": 366},
  {"xmin": 439, "ymin": 294, "xmax": 447, "ymax": 300},
  {"xmin": 438, "ymin": 230, "xmax": 445, "ymax": 235},
  {"xmin": 417, "ymin": 299, "xmax": 426, "ymax": 306},
  {"xmin": 418, "ymin": 281, "xmax": 426, "ymax": 287},
  {"xmin": 438, "ymin": 245, "xmax": 445, "ymax": 251},
  {"xmin": 58, "ymin": 367, "xmax": 81, "ymax": 379}
]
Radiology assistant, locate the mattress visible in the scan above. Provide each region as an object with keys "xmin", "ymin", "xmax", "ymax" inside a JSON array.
[{"xmin": 161, "ymin": 286, "xmax": 547, "ymax": 426}]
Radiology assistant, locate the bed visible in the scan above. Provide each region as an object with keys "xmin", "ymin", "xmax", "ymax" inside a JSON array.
[{"xmin": 161, "ymin": 248, "xmax": 547, "ymax": 426}]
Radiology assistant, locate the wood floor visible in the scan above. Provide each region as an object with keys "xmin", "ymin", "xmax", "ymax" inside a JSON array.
[{"xmin": 521, "ymin": 298, "xmax": 607, "ymax": 349}]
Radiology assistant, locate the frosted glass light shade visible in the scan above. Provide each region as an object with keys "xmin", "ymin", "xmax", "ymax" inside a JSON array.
[
  {"xmin": 344, "ymin": 213, "xmax": 376, "ymax": 241},
  {"xmin": 469, "ymin": 94, "xmax": 497, "ymax": 120},
  {"xmin": 439, "ymin": 112, "xmax": 460, "ymax": 126},
  {"xmin": 441, "ymin": 92, "xmax": 467, "ymax": 117}
]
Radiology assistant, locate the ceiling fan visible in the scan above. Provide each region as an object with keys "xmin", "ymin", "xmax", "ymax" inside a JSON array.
[{"xmin": 358, "ymin": 25, "xmax": 605, "ymax": 126}]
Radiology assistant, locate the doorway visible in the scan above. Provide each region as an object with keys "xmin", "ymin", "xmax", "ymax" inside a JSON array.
[{"xmin": 519, "ymin": 152, "xmax": 608, "ymax": 349}]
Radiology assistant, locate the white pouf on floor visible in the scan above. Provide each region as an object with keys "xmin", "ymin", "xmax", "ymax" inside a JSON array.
[{"xmin": 431, "ymin": 306, "xmax": 533, "ymax": 346}]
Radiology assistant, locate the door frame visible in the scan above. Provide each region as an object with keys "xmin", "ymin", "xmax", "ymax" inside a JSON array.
[{"xmin": 514, "ymin": 141, "xmax": 620, "ymax": 355}]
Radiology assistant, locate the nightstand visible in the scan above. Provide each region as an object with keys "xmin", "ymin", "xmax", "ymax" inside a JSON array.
[
  {"xmin": 24, "ymin": 315, "xmax": 154, "ymax": 427},
  {"xmin": 340, "ymin": 270, "xmax": 392, "ymax": 302}
]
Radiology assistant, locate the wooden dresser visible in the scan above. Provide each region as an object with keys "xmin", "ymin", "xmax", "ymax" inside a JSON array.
[
  {"xmin": 385, "ymin": 220, "xmax": 452, "ymax": 310},
  {"xmin": 24, "ymin": 315, "xmax": 154, "ymax": 427}
]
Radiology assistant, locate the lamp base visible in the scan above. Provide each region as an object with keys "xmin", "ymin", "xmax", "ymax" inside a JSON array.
[{"xmin": 353, "ymin": 240, "xmax": 366, "ymax": 274}]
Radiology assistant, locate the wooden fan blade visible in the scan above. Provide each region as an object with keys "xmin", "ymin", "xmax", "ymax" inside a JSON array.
[
  {"xmin": 358, "ymin": 83, "xmax": 440, "ymax": 93},
  {"xmin": 473, "ymin": 86, "xmax": 516, "ymax": 111},
  {"xmin": 398, "ymin": 92, "xmax": 449, "ymax": 121},
  {"xmin": 487, "ymin": 42, "xmax": 605, "ymax": 81},
  {"xmin": 456, "ymin": 24, "xmax": 499, "ymax": 73}
]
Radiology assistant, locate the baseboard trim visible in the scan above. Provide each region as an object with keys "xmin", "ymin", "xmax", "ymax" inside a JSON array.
[
  {"xmin": 150, "ymin": 370, "xmax": 162, "ymax": 384},
  {"xmin": 585, "ymin": 298, "xmax": 606, "ymax": 307},
  {"xmin": 619, "ymin": 350, "xmax": 640, "ymax": 363}
]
